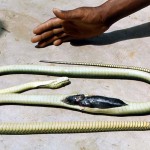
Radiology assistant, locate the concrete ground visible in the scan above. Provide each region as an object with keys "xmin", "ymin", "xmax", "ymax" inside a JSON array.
[{"xmin": 0, "ymin": 0, "xmax": 150, "ymax": 150}]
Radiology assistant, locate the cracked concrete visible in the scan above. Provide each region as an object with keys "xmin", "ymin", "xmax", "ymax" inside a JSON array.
[{"xmin": 0, "ymin": 0, "xmax": 150, "ymax": 150}]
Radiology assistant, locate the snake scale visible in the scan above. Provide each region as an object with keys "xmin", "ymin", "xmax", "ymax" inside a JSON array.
[{"xmin": 0, "ymin": 61, "xmax": 150, "ymax": 134}]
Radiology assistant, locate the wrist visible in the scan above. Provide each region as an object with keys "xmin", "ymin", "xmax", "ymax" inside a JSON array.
[
  {"xmin": 96, "ymin": 1, "xmax": 119, "ymax": 27},
  {"xmin": 96, "ymin": 0, "xmax": 150, "ymax": 27}
]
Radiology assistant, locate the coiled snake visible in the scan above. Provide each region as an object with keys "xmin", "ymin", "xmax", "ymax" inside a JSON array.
[{"xmin": 0, "ymin": 61, "xmax": 150, "ymax": 134}]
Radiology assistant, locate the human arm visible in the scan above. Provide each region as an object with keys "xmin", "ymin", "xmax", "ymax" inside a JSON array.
[{"xmin": 31, "ymin": 0, "xmax": 150, "ymax": 47}]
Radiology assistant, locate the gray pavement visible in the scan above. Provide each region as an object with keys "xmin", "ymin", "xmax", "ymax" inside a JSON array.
[{"xmin": 0, "ymin": 0, "xmax": 150, "ymax": 149}]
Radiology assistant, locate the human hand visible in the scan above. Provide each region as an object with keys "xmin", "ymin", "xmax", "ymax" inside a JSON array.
[{"xmin": 31, "ymin": 7, "xmax": 109, "ymax": 47}]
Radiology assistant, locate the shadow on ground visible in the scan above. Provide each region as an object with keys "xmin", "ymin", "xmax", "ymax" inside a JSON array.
[
  {"xmin": 0, "ymin": 20, "xmax": 7, "ymax": 37},
  {"xmin": 71, "ymin": 22, "xmax": 150, "ymax": 46}
]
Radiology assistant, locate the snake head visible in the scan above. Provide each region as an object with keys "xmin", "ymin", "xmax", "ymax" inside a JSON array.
[
  {"xmin": 48, "ymin": 77, "xmax": 70, "ymax": 89},
  {"xmin": 64, "ymin": 94, "xmax": 85, "ymax": 105},
  {"xmin": 38, "ymin": 77, "xmax": 70, "ymax": 89}
]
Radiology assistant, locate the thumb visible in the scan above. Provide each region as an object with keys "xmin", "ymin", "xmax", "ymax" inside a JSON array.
[{"xmin": 53, "ymin": 8, "xmax": 82, "ymax": 20}]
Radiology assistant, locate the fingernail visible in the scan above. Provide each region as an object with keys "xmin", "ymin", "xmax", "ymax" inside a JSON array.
[
  {"xmin": 53, "ymin": 8, "xmax": 61, "ymax": 12},
  {"xmin": 33, "ymin": 28, "xmax": 37, "ymax": 34},
  {"xmin": 35, "ymin": 45, "xmax": 41, "ymax": 48}
]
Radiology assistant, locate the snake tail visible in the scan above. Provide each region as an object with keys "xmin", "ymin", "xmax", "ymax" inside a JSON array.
[{"xmin": 40, "ymin": 60, "xmax": 150, "ymax": 73}]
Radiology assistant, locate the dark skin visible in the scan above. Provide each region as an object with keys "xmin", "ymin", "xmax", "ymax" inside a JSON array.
[{"xmin": 31, "ymin": 0, "xmax": 150, "ymax": 47}]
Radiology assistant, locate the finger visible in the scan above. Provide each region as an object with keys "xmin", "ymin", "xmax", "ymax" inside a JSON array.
[
  {"xmin": 31, "ymin": 28, "xmax": 64, "ymax": 43},
  {"xmin": 33, "ymin": 17, "xmax": 64, "ymax": 35},
  {"xmin": 36, "ymin": 33, "xmax": 68, "ymax": 48},
  {"xmin": 53, "ymin": 36, "xmax": 74, "ymax": 46},
  {"xmin": 53, "ymin": 8, "xmax": 83, "ymax": 20},
  {"xmin": 53, "ymin": 39, "xmax": 62, "ymax": 46}
]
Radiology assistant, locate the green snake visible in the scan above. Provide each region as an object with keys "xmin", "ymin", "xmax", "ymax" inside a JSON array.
[{"xmin": 0, "ymin": 61, "xmax": 150, "ymax": 134}]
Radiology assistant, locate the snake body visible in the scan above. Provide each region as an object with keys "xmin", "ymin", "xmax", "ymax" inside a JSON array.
[
  {"xmin": 1, "ymin": 94, "xmax": 150, "ymax": 115},
  {"xmin": 0, "ymin": 65, "xmax": 150, "ymax": 83},
  {"xmin": 1, "ymin": 121, "xmax": 150, "ymax": 134},
  {"xmin": 0, "ymin": 77, "xmax": 70, "ymax": 94},
  {"xmin": 0, "ymin": 63, "xmax": 150, "ymax": 134}
]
